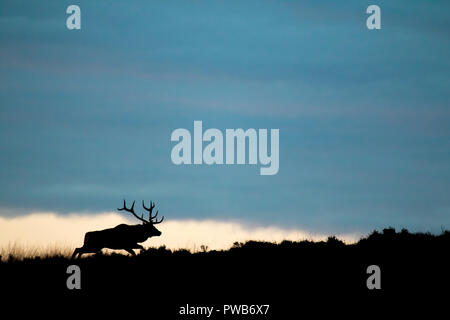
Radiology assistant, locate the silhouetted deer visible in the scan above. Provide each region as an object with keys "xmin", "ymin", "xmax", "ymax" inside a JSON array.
[{"xmin": 72, "ymin": 200, "xmax": 164, "ymax": 258}]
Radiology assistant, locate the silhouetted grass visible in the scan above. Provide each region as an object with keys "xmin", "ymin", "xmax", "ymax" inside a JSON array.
[
  {"xmin": 1, "ymin": 227, "xmax": 448, "ymax": 311},
  {"xmin": 1, "ymin": 227, "xmax": 449, "ymax": 262}
]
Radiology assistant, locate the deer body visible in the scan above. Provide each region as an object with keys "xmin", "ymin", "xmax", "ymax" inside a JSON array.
[
  {"xmin": 84, "ymin": 223, "xmax": 159, "ymax": 249},
  {"xmin": 72, "ymin": 200, "xmax": 164, "ymax": 258}
]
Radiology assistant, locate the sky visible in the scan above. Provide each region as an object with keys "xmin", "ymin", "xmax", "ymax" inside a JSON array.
[{"xmin": 0, "ymin": 0, "xmax": 449, "ymax": 246}]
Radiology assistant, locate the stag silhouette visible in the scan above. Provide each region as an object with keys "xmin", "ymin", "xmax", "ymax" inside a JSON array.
[{"xmin": 72, "ymin": 200, "xmax": 164, "ymax": 258}]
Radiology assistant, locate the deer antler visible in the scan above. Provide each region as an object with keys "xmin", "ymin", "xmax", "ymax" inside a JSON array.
[
  {"xmin": 142, "ymin": 200, "xmax": 164, "ymax": 224},
  {"xmin": 118, "ymin": 199, "xmax": 148, "ymax": 224}
]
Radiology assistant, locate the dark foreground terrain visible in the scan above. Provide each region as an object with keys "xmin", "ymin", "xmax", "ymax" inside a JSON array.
[{"xmin": 1, "ymin": 228, "xmax": 449, "ymax": 316}]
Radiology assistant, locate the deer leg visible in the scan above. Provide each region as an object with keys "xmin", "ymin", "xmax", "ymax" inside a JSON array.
[
  {"xmin": 124, "ymin": 248, "xmax": 136, "ymax": 256},
  {"xmin": 72, "ymin": 247, "xmax": 90, "ymax": 259},
  {"xmin": 71, "ymin": 248, "xmax": 81, "ymax": 259},
  {"xmin": 73, "ymin": 246, "xmax": 100, "ymax": 259}
]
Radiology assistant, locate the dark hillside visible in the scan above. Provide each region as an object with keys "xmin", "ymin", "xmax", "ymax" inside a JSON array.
[{"xmin": 1, "ymin": 228, "xmax": 448, "ymax": 316}]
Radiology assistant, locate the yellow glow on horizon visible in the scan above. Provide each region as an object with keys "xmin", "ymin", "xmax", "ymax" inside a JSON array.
[{"xmin": 0, "ymin": 212, "xmax": 361, "ymax": 257}]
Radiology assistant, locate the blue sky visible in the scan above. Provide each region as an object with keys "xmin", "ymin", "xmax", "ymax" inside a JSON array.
[{"xmin": 0, "ymin": 0, "xmax": 449, "ymax": 234}]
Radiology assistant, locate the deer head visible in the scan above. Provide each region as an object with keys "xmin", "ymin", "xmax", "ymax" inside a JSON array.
[{"xmin": 117, "ymin": 199, "xmax": 164, "ymax": 237}]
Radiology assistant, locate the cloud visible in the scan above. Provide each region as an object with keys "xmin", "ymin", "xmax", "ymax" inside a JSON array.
[
  {"xmin": 0, "ymin": 211, "xmax": 360, "ymax": 256},
  {"xmin": 0, "ymin": 0, "xmax": 449, "ymax": 234}
]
